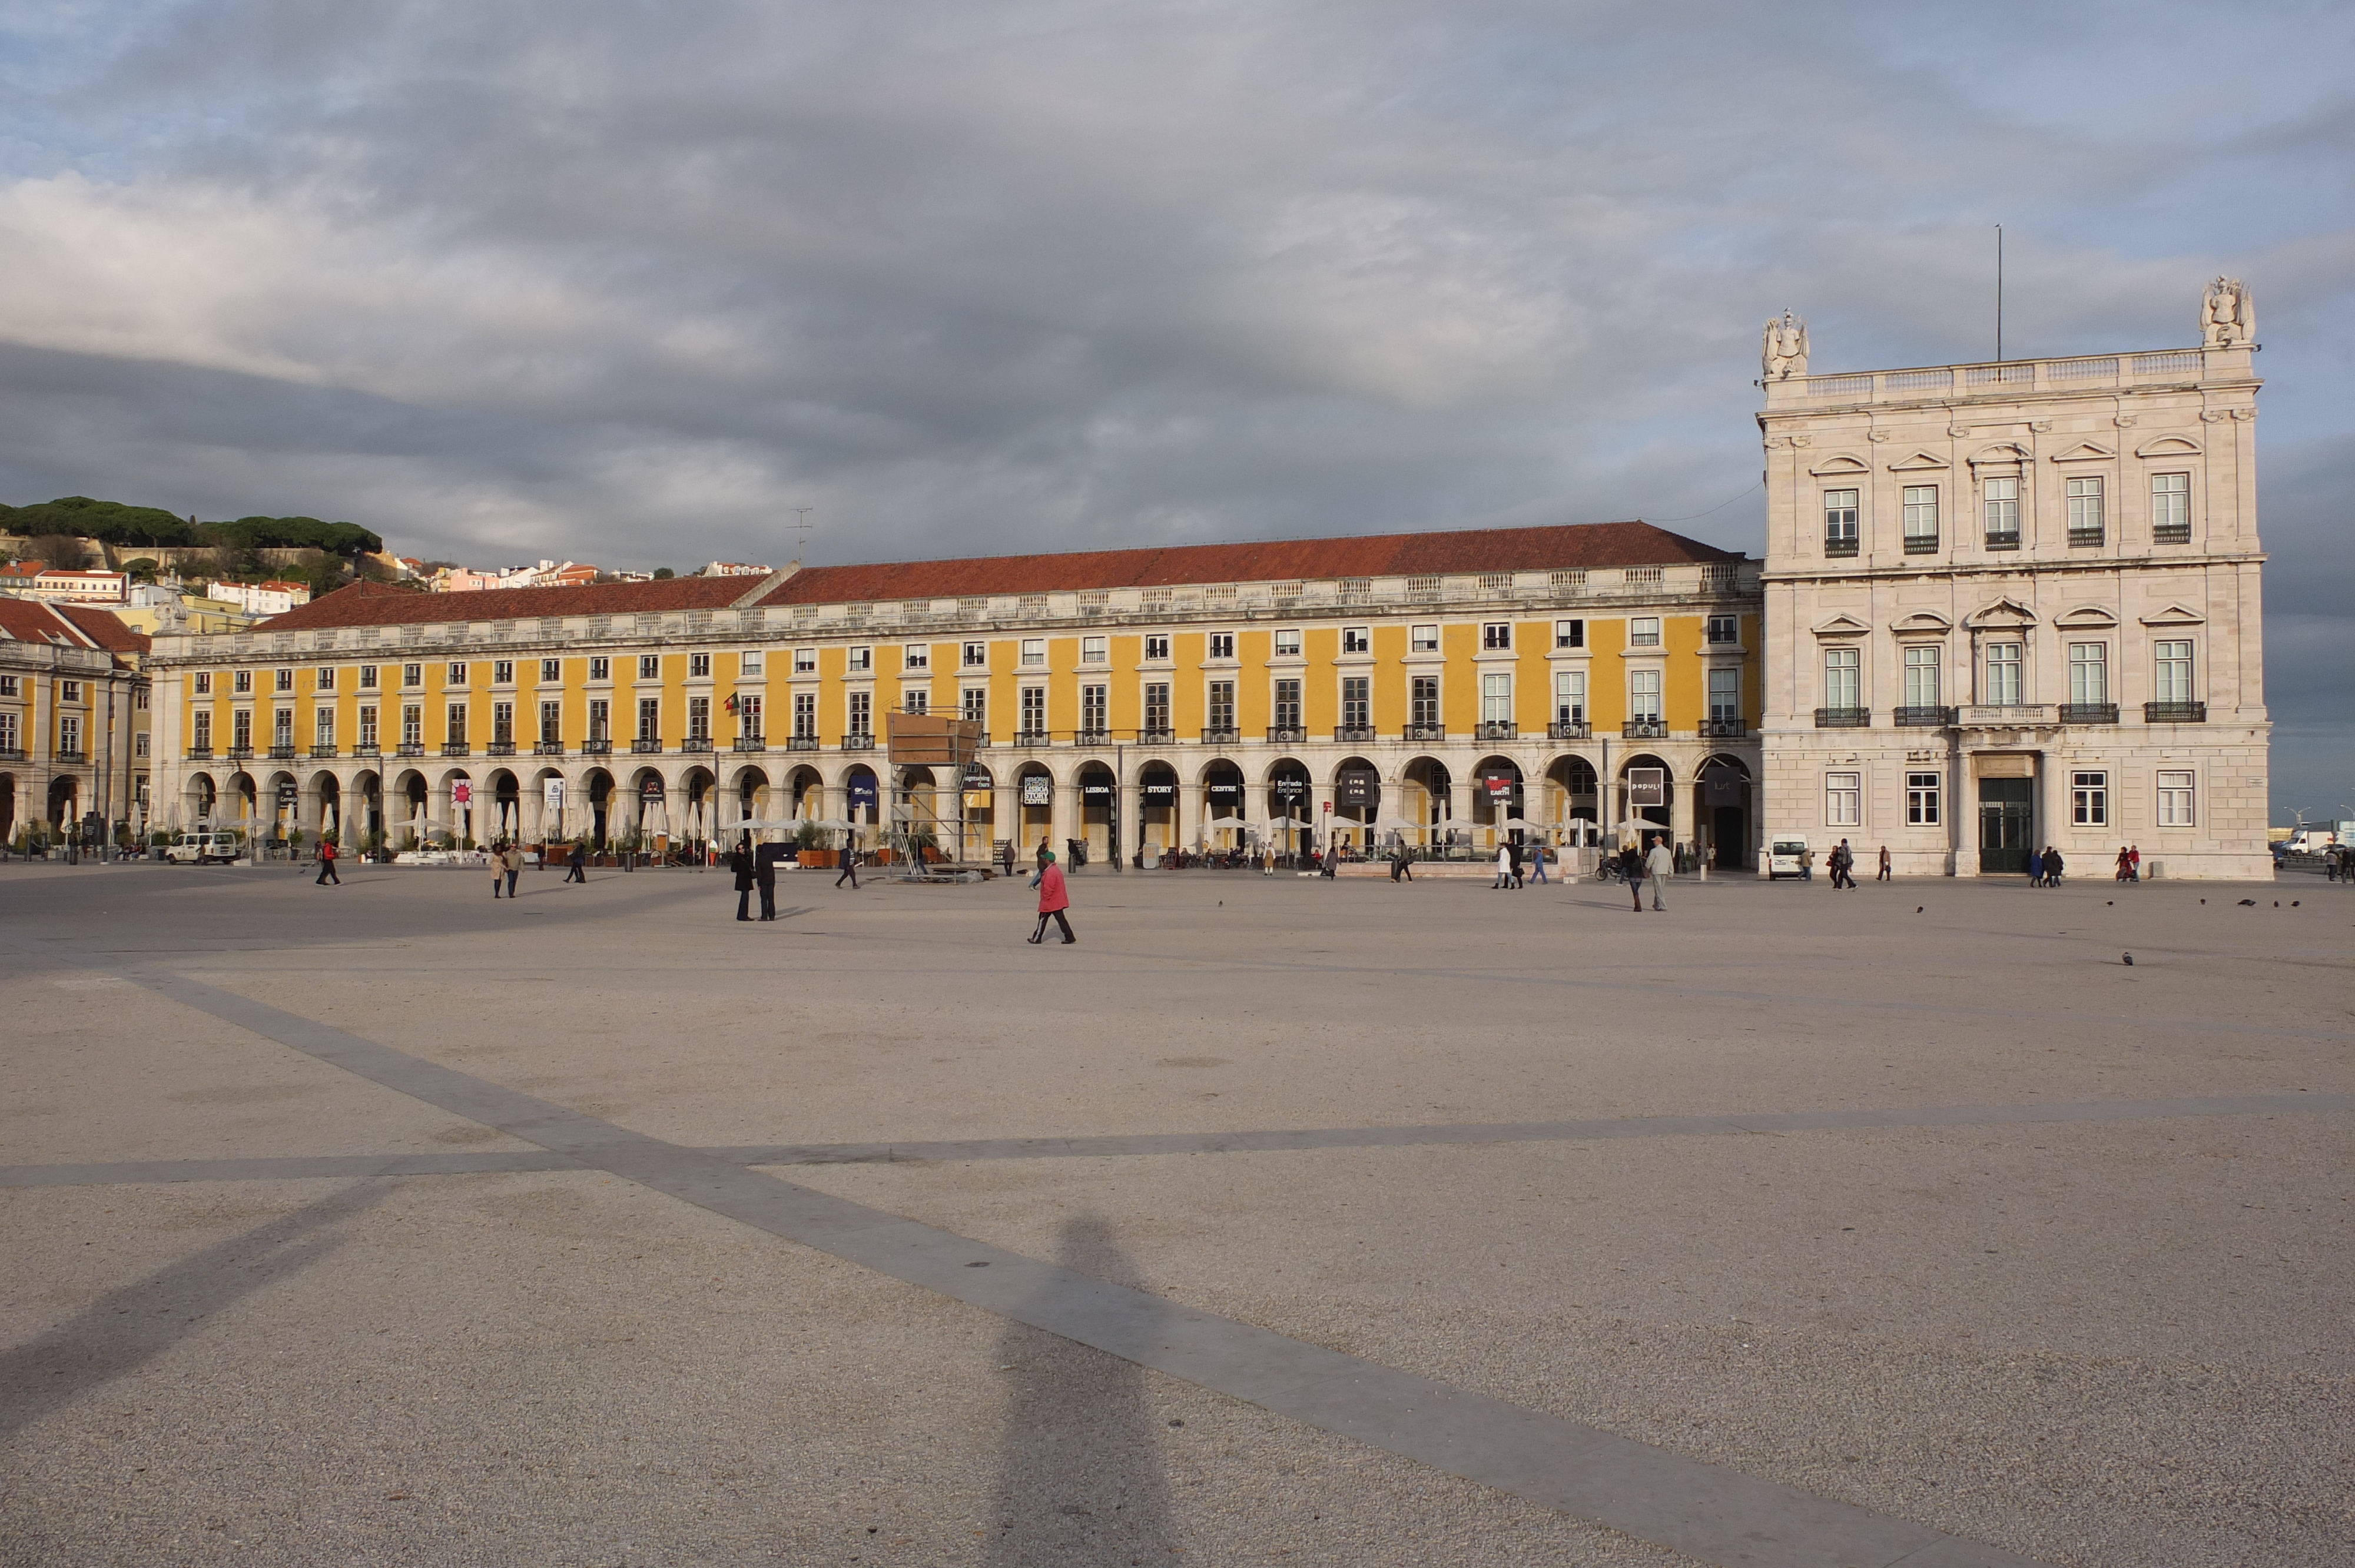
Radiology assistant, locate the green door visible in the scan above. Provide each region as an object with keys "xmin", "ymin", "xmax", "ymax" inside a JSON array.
[{"xmin": 1978, "ymin": 776, "xmax": 2033, "ymax": 874}]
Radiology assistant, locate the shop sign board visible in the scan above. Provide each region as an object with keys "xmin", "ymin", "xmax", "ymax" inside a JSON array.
[
  {"xmin": 452, "ymin": 780, "xmax": 473, "ymax": 807},
  {"xmin": 544, "ymin": 779, "xmax": 566, "ymax": 811},
  {"xmin": 1080, "ymin": 781, "xmax": 1114, "ymax": 801},
  {"xmin": 847, "ymin": 775, "xmax": 879, "ymax": 808},
  {"xmin": 1627, "ymin": 768, "xmax": 1666, "ymax": 808},
  {"xmin": 1271, "ymin": 776, "xmax": 1308, "ymax": 799},
  {"xmin": 275, "ymin": 782, "xmax": 298, "ymax": 808},
  {"xmin": 638, "ymin": 778, "xmax": 665, "ymax": 804},
  {"xmin": 1020, "ymin": 776, "xmax": 1053, "ymax": 807},
  {"xmin": 1141, "ymin": 781, "xmax": 1176, "ymax": 803},
  {"xmin": 1337, "ymin": 770, "xmax": 1379, "ymax": 808}
]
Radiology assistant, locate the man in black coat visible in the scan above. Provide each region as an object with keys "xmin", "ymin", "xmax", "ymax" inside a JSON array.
[
  {"xmin": 754, "ymin": 841, "xmax": 782, "ymax": 919},
  {"xmin": 729, "ymin": 837, "xmax": 755, "ymax": 921}
]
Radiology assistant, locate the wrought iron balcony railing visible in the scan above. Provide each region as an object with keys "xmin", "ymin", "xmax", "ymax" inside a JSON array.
[
  {"xmin": 2058, "ymin": 703, "xmax": 2118, "ymax": 725},
  {"xmin": 1812, "ymin": 707, "xmax": 1870, "ymax": 729},
  {"xmin": 1548, "ymin": 719, "xmax": 1590, "ymax": 740},
  {"xmin": 2143, "ymin": 701, "xmax": 2207, "ymax": 723},
  {"xmin": 1892, "ymin": 706, "xmax": 1953, "ymax": 727},
  {"xmin": 1401, "ymin": 722, "xmax": 1446, "ymax": 742},
  {"xmin": 1623, "ymin": 717, "xmax": 1670, "ymax": 738},
  {"xmin": 1698, "ymin": 717, "xmax": 1749, "ymax": 738},
  {"xmin": 535, "ymin": 740, "xmax": 566, "ymax": 755},
  {"xmin": 580, "ymin": 738, "xmax": 612, "ymax": 755},
  {"xmin": 1330, "ymin": 725, "xmax": 1376, "ymax": 744},
  {"xmin": 1475, "ymin": 720, "xmax": 1520, "ymax": 740}
]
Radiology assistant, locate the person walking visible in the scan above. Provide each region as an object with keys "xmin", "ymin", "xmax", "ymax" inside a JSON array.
[
  {"xmin": 2114, "ymin": 845, "xmax": 2132, "ymax": 882},
  {"xmin": 1027, "ymin": 849, "xmax": 1076, "ymax": 944},
  {"xmin": 490, "ymin": 841, "xmax": 508, "ymax": 898},
  {"xmin": 754, "ymin": 841, "xmax": 780, "ymax": 919},
  {"xmin": 730, "ymin": 836, "xmax": 756, "ymax": 921},
  {"xmin": 1389, "ymin": 839, "xmax": 1413, "ymax": 882},
  {"xmin": 500, "ymin": 841, "xmax": 523, "ymax": 899},
  {"xmin": 2026, "ymin": 848, "xmax": 2044, "ymax": 887},
  {"xmin": 314, "ymin": 835, "xmax": 339, "ymax": 886},
  {"xmin": 1827, "ymin": 839, "xmax": 1852, "ymax": 890},
  {"xmin": 1620, "ymin": 841, "xmax": 1646, "ymax": 912},
  {"xmin": 1644, "ymin": 833, "xmax": 1674, "ymax": 911},
  {"xmin": 1036, "ymin": 836, "xmax": 1052, "ymax": 874},
  {"xmin": 565, "ymin": 841, "xmax": 587, "ymax": 883},
  {"xmin": 1798, "ymin": 845, "xmax": 1814, "ymax": 882},
  {"xmin": 2127, "ymin": 844, "xmax": 2141, "ymax": 882},
  {"xmin": 1507, "ymin": 838, "xmax": 1524, "ymax": 889},
  {"xmin": 835, "ymin": 832, "xmax": 860, "ymax": 890},
  {"xmin": 1529, "ymin": 839, "xmax": 1550, "ymax": 885},
  {"xmin": 2044, "ymin": 846, "xmax": 2064, "ymax": 887},
  {"xmin": 1876, "ymin": 845, "xmax": 1892, "ymax": 882},
  {"xmin": 997, "ymin": 839, "xmax": 1016, "ymax": 879}
]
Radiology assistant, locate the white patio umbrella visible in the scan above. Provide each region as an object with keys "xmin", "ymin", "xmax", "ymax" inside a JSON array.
[
  {"xmin": 1202, "ymin": 815, "xmax": 1250, "ymax": 830},
  {"xmin": 1372, "ymin": 814, "xmax": 1422, "ymax": 832}
]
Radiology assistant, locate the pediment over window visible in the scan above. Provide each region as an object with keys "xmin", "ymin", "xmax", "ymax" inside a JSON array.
[
  {"xmin": 2134, "ymin": 434, "xmax": 2202, "ymax": 458},
  {"xmin": 2049, "ymin": 441, "xmax": 2117, "ymax": 463},
  {"xmin": 1968, "ymin": 443, "xmax": 2031, "ymax": 467},
  {"xmin": 1964, "ymin": 597, "xmax": 2037, "ymax": 629},
  {"xmin": 1888, "ymin": 610, "xmax": 1952, "ymax": 635},
  {"xmin": 1886, "ymin": 451, "xmax": 1950, "ymax": 471},
  {"xmin": 2053, "ymin": 604, "xmax": 2119, "ymax": 629},
  {"xmin": 1810, "ymin": 613, "xmax": 1872, "ymax": 637},
  {"xmin": 2138, "ymin": 603, "xmax": 2206, "ymax": 627},
  {"xmin": 1807, "ymin": 454, "xmax": 1871, "ymax": 477}
]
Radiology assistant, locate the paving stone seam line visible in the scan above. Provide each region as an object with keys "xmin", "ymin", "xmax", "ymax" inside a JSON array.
[
  {"xmin": 6, "ymin": 1092, "xmax": 2347, "ymax": 1188},
  {"xmin": 19, "ymin": 946, "xmax": 2052, "ymax": 1568}
]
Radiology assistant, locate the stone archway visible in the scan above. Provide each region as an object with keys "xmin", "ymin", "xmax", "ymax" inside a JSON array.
[{"xmin": 1697, "ymin": 753, "xmax": 1753, "ymax": 870}]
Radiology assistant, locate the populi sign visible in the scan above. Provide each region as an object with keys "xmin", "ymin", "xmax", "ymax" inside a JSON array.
[{"xmin": 452, "ymin": 780, "xmax": 473, "ymax": 807}]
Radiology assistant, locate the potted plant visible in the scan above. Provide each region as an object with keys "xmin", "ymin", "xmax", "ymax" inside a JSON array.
[{"xmin": 795, "ymin": 819, "xmax": 831, "ymax": 868}]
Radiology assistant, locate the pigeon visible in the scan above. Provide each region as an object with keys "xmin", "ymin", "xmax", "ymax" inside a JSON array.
[
  {"xmin": 1916, "ymin": 906, "xmax": 1924, "ymax": 913},
  {"xmin": 2107, "ymin": 900, "xmax": 2113, "ymax": 905},
  {"xmin": 2122, "ymin": 953, "xmax": 2134, "ymax": 965},
  {"xmin": 2237, "ymin": 898, "xmax": 2256, "ymax": 906},
  {"xmin": 2292, "ymin": 900, "xmax": 2300, "ymax": 906},
  {"xmin": 2200, "ymin": 898, "xmax": 2206, "ymax": 904}
]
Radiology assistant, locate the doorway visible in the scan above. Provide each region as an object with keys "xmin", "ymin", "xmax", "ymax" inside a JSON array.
[{"xmin": 1978, "ymin": 776, "xmax": 2032, "ymax": 874}]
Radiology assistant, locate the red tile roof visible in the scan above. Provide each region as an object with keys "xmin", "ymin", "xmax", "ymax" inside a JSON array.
[
  {"xmin": 757, "ymin": 521, "xmax": 1739, "ymax": 605},
  {"xmin": 0, "ymin": 597, "xmax": 98, "ymax": 647},
  {"xmin": 58, "ymin": 605, "xmax": 152, "ymax": 655},
  {"xmin": 256, "ymin": 576, "xmax": 752, "ymax": 632}
]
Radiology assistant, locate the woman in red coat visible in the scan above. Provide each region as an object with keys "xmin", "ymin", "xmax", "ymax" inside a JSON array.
[{"xmin": 1028, "ymin": 851, "xmax": 1076, "ymax": 945}]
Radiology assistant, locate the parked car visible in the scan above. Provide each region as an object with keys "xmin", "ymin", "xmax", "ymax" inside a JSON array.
[
  {"xmin": 164, "ymin": 830, "xmax": 242, "ymax": 865},
  {"xmin": 1766, "ymin": 836, "xmax": 1810, "ymax": 879}
]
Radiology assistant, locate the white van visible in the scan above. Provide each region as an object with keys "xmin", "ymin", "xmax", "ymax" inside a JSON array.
[
  {"xmin": 1767, "ymin": 836, "xmax": 1810, "ymax": 879},
  {"xmin": 165, "ymin": 830, "xmax": 242, "ymax": 865}
]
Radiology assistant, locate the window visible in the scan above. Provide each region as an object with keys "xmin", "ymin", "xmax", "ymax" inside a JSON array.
[
  {"xmin": 1823, "ymin": 646, "xmax": 1860, "ymax": 709},
  {"xmin": 688, "ymin": 652, "xmax": 711, "ymax": 679},
  {"xmin": 1903, "ymin": 645, "xmax": 1941, "ymax": 708},
  {"xmin": 636, "ymin": 697, "xmax": 660, "ymax": 741},
  {"xmin": 493, "ymin": 659, "xmax": 515, "ymax": 685},
  {"xmin": 962, "ymin": 687, "xmax": 987, "ymax": 726},
  {"xmin": 741, "ymin": 650, "xmax": 764, "ymax": 676},
  {"xmin": 1554, "ymin": 619, "xmax": 1585, "ymax": 649},
  {"xmin": 791, "ymin": 692, "xmax": 816, "ymax": 739},
  {"xmin": 2071, "ymin": 770, "xmax": 2108, "ymax": 826},
  {"xmin": 1018, "ymin": 686, "xmax": 1046, "ymax": 734},
  {"xmin": 273, "ymin": 707, "xmax": 294, "ymax": 747},
  {"xmin": 1482, "ymin": 622, "xmax": 1512, "ymax": 651},
  {"xmin": 1208, "ymin": 632, "xmax": 1236, "ymax": 660},
  {"xmin": 1481, "ymin": 672, "xmax": 1512, "ymax": 723},
  {"xmin": 1017, "ymin": 639, "xmax": 1043, "ymax": 668},
  {"xmin": 234, "ymin": 670, "xmax": 253, "ymax": 693},
  {"xmin": 316, "ymin": 666, "xmax": 337, "ymax": 691},
  {"xmin": 735, "ymin": 693, "xmax": 763, "ymax": 736},
  {"xmin": 443, "ymin": 702, "xmax": 466, "ymax": 745},
  {"xmin": 1708, "ymin": 667, "xmax": 1740, "ymax": 722},
  {"xmin": 1410, "ymin": 624, "xmax": 1440, "ymax": 653},
  {"xmin": 2154, "ymin": 640, "xmax": 2194, "ymax": 703},
  {"xmin": 687, "ymin": 695, "xmax": 710, "ymax": 740},
  {"xmin": 59, "ymin": 715, "xmax": 81, "ymax": 755},
  {"xmin": 1906, "ymin": 772, "xmax": 1941, "ymax": 825},
  {"xmin": 638, "ymin": 655, "xmax": 660, "ymax": 680},
  {"xmin": 532, "ymin": 658, "xmax": 555, "ymax": 684},
  {"xmin": 2157, "ymin": 770, "xmax": 2196, "ymax": 826},
  {"xmin": 1207, "ymin": 680, "xmax": 1236, "ymax": 730},
  {"xmin": 1629, "ymin": 669, "xmax": 1662, "ymax": 721},
  {"xmin": 447, "ymin": 662, "xmax": 467, "ymax": 685},
  {"xmin": 1628, "ymin": 617, "xmax": 1660, "ymax": 648},
  {"xmin": 1983, "ymin": 476, "xmax": 2020, "ymax": 546},
  {"xmin": 1081, "ymin": 685, "xmax": 1107, "ymax": 732},
  {"xmin": 795, "ymin": 648, "xmax": 818, "ymax": 675},
  {"xmin": 901, "ymin": 687, "xmax": 928, "ymax": 715},
  {"xmin": 1902, "ymin": 485, "xmax": 1939, "ymax": 550},
  {"xmin": 1081, "ymin": 635, "xmax": 1106, "ymax": 664},
  {"xmin": 961, "ymin": 641, "xmax": 987, "ymax": 669},
  {"xmin": 539, "ymin": 700, "xmax": 561, "ymax": 744},
  {"xmin": 194, "ymin": 672, "xmax": 213, "ymax": 695},
  {"xmin": 313, "ymin": 707, "xmax": 334, "ymax": 749},
  {"xmin": 2068, "ymin": 643, "xmax": 2108, "ymax": 705},
  {"xmin": 356, "ymin": 707, "xmax": 376, "ymax": 749},
  {"xmin": 588, "ymin": 699, "xmax": 610, "ymax": 742},
  {"xmin": 1273, "ymin": 629, "xmax": 1302, "ymax": 658},
  {"xmin": 1411, "ymin": 676, "xmax": 1441, "ymax": 728},
  {"xmin": 2151, "ymin": 473, "xmax": 2191, "ymax": 542},
  {"xmin": 1985, "ymin": 642, "xmax": 2023, "ymax": 706},
  {"xmin": 1825, "ymin": 771, "xmax": 1862, "ymax": 826},
  {"xmin": 1143, "ymin": 634, "xmax": 1171, "ymax": 661},
  {"xmin": 1705, "ymin": 615, "xmax": 1737, "ymax": 645},
  {"xmin": 1342, "ymin": 626, "xmax": 1370, "ymax": 655},
  {"xmin": 274, "ymin": 667, "xmax": 294, "ymax": 692},
  {"xmin": 1143, "ymin": 682, "xmax": 1170, "ymax": 732},
  {"xmin": 588, "ymin": 657, "xmax": 610, "ymax": 682},
  {"xmin": 1273, "ymin": 678, "xmax": 1303, "ymax": 729},
  {"xmin": 2066, "ymin": 476, "xmax": 2105, "ymax": 545},
  {"xmin": 233, "ymin": 709, "xmax": 253, "ymax": 750},
  {"xmin": 493, "ymin": 701, "xmax": 515, "ymax": 745},
  {"xmin": 1339, "ymin": 676, "xmax": 1369, "ymax": 730},
  {"xmin": 847, "ymin": 690, "xmax": 871, "ymax": 738},
  {"xmin": 1823, "ymin": 489, "xmax": 1860, "ymax": 552},
  {"xmin": 61, "ymin": 680, "xmax": 82, "ymax": 702},
  {"xmin": 191, "ymin": 711, "xmax": 211, "ymax": 750},
  {"xmin": 1554, "ymin": 669, "xmax": 1586, "ymax": 725}
]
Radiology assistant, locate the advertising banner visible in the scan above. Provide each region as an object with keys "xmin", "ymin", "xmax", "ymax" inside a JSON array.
[
  {"xmin": 452, "ymin": 780, "xmax": 473, "ymax": 807},
  {"xmin": 847, "ymin": 775, "xmax": 879, "ymax": 808},
  {"xmin": 639, "ymin": 777, "xmax": 665, "ymax": 803},
  {"xmin": 544, "ymin": 779, "xmax": 566, "ymax": 812},
  {"xmin": 1020, "ymin": 775, "xmax": 1053, "ymax": 807},
  {"xmin": 1337, "ymin": 770, "xmax": 1379, "ymax": 808},
  {"xmin": 1627, "ymin": 768, "xmax": 1667, "ymax": 808}
]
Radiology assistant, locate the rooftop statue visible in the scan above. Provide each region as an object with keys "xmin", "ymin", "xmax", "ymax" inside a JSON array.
[
  {"xmin": 1762, "ymin": 310, "xmax": 1809, "ymax": 380},
  {"xmin": 2201, "ymin": 277, "xmax": 2254, "ymax": 349}
]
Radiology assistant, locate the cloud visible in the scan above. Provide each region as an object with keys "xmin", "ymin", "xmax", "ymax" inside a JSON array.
[{"xmin": 0, "ymin": 0, "xmax": 2348, "ymax": 810}]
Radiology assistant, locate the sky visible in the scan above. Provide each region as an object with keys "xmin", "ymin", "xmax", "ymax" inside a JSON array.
[{"xmin": 0, "ymin": 0, "xmax": 2347, "ymax": 820}]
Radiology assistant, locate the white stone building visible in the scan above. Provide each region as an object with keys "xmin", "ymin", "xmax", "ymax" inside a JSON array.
[{"xmin": 1755, "ymin": 283, "xmax": 2269, "ymax": 879}]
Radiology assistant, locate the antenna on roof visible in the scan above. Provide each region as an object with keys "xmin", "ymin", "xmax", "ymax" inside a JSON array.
[
  {"xmin": 1994, "ymin": 224, "xmax": 2004, "ymax": 363},
  {"xmin": 790, "ymin": 507, "xmax": 814, "ymax": 567}
]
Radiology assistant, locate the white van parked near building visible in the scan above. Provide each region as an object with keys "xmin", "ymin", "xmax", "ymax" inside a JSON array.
[
  {"xmin": 164, "ymin": 830, "xmax": 242, "ymax": 864},
  {"xmin": 1766, "ymin": 837, "xmax": 1809, "ymax": 879}
]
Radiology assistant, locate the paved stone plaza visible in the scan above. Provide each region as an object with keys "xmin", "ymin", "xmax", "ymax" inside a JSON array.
[{"xmin": 1, "ymin": 859, "xmax": 2349, "ymax": 1567}]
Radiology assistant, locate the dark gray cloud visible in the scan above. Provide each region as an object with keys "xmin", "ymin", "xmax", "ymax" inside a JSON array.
[{"xmin": 0, "ymin": 0, "xmax": 2347, "ymax": 815}]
